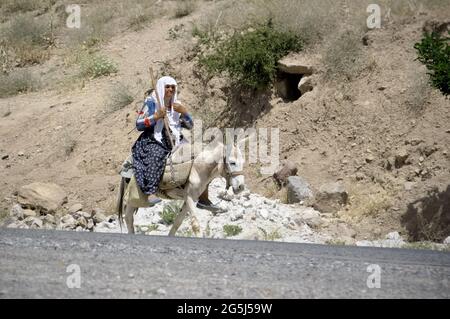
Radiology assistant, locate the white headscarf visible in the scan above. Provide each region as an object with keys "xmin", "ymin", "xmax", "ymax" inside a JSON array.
[{"xmin": 151, "ymin": 76, "xmax": 183, "ymax": 146}]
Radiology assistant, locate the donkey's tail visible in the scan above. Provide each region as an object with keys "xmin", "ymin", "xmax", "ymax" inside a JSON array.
[{"xmin": 116, "ymin": 177, "xmax": 126, "ymax": 232}]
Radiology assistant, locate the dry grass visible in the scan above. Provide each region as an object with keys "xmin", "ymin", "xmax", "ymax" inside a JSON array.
[
  {"xmin": 62, "ymin": 129, "xmax": 77, "ymax": 156},
  {"xmin": 0, "ymin": 0, "xmax": 56, "ymax": 19},
  {"xmin": 404, "ymin": 68, "xmax": 432, "ymax": 113},
  {"xmin": 2, "ymin": 13, "xmax": 53, "ymax": 66},
  {"xmin": 174, "ymin": 0, "xmax": 196, "ymax": 18},
  {"xmin": 107, "ymin": 83, "xmax": 135, "ymax": 113},
  {"xmin": 258, "ymin": 227, "xmax": 282, "ymax": 241},
  {"xmin": 128, "ymin": 10, "xmax": 153, "ymax": 31},
  {"xmin": 65, "ymin": 3, "xmax": 116, "ymax": 48},
  {"xmin": 0, "ymin": 69, "xmax": 40, "ymax": 98},
  {"xmin": 323, "ymin": 29, "xmax": 367, "ymax": 82},
  {"xmin": 344, "ymin": 183, "xmax": 394, "ymax": 221}
]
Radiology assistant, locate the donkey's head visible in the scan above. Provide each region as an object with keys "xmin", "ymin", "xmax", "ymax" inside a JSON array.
[{"xmin": 223, "ymin": 140, "xmax": 245, "ymax": 194}]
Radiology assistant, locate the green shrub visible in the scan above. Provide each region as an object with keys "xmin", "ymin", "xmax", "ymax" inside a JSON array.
[
  {"xmin": 223, "ymin": 224, "xmax": 242, "ymax": 237},
  {"xmin": 258, "ymin": 227, "xmax": 282, "ymax": 241},
  {"xmin": 161, "ymin": 201, "xmax": 182, "ymax": 225},
  {"xmin": 414, "ymin": 31, "xmax": 450, "ymax": 96},
  {"xmin": 200, "ymin": 20, "xmax": 303, "ymax": 90},
  {"xmin": 80, "ymin": 54, "xmax": 118, "ymax": 78}
]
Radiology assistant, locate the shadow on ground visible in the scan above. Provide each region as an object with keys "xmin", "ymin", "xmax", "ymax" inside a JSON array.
[{"xmin": 401, "ymin": 185, "xmax": 450, "ymax": 242}]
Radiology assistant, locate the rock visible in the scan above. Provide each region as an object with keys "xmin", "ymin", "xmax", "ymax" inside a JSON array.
[
  {"xmin": 7, "ymin": 221, "xmax": 28, "ymax": 229},
  {"xmin": 296, "ymin": 208, "xmax": 322, "ymax": 228},
  {"xmin": 419, "ymin": 145, "xmax": 437, "ymax": 157},
  {"xmin": 240, "ymin": 228, "xmax": 262, "ymax": 240},
  {"xmin": 258, "ymin": 209, "xmax": 269, "ymax": 220},
  {"xmin": 139, "ymin": 226, "xmax": 148, "ymax": 233},
  {"xmin": 278, "ymin": 57, "xmax": 315, "ymax": 75},
  {"xmin": 1, "ymin": 154, "xmax": 9, "ymax": 160},
  {"xmin": 80, "ymin": 211, "xmax": 92, "ymax": 219},
  {"xmin": 242, "ymin": 201, "xmax": 252, "ymax": 208},
  {"xmin": 156, "ymin": 288, "xmax": 167, "ymax": 296},
  {"xmin": 357, "ymin": 232, "xmax": 405, "ymax": 248},
  {"xmin": 29, "ymin": 217, "xmax": 43, "ymax": 228},
  {"xmin": 218, "ymin": 188, "xmax": 234, "ymax": 201},
  {"xmin": 18, "ymin": 151, "xmax": 24, "ymax": 157},
  {"xmin": 287, "ymin": 176, "xmax": 313, "ymax": 204},
  {"xmin": 87, "ymin": 219, "xmax": 94, "ymax": 230},
  {"xmin": 355, "ymin": 172, "xmax": 365, "ymax": 181},
  {"xmin": 365, "ymin": 154, "xmax": 375, "ymax": 163},
  {"xmin": 23, "ymin": 209, "xmax": 37, "ymax": 218},
  {"xmin": 273, "ymin": 161, "xmax": 298, "ymax": 188},
  {"xmin": 386, "ymin": 232, "xmax": 401, "ymax": 240},
  {"xmin": 22, "ymin": 217, "xmax": 33, "ymax": 225},
  {"xmin": 243, "ymin": 209, "xmax": 257, "ymax": 222},
  {"xmin": 18, "ymin": 182, "xmax": 67, "ymax": 214},
  {"xmin": 404, "ymin": 182, "xmax": 415, "ymax": 191},
  {"xmin": 43, "ymin": 214, "xmax": 56, "ymax": 224},
  {"xmin": 93, "ymin": 212, "xmax": 108, "ymax": 224},
  {"xmin": 6, "ymin": 222, "xmax": 19, "ymax": 228},
  {"xmin": 408, "ymin": 138, "xmax": 423, "ymax": 146},
  {"xmin": 443, "ymin": 236, "xmax": 450, "ymax": 244},
  {"xmin": 298, "ymin": 76, "xmax": 315, "ymax": 95},
  {"xmin": 423, "ymin": 20, "xmax": 450, "ymax": 35},
  {"xmin": 92, "ymin": 207, "xmax": 105, "ymax": 216},
  {"xmin": 230, "ymin": 210, "xmax": 244, "ymax": 222},
  {"xmin": 10, "ymin": 204, "xmax": 24, "ymax": 220},
  {"xmin": 108, "ymin": 214, "xmax": 118, "ymax": 223},
  {"xmin": 394, "ymin": 149, "xmax": 409, "ymax": 168},
  {"xmin": 362, "ymin": 33, "xmax": 372, "ymax": 46},
  {"xmin": 313, "ymin": 182, "xmax": 348, "ymax": 214},
  {"xmin": 60, "ymin": 214, "xmax": 78, "ymax": 229},
  {"xmin": 78, "ymin": 216, "xmax": 88, "ymax": 228},
  {"xmin": 384, "ymin": 157, "xmax": 395, "ymax": 170},
  {"xmin": 68, "ymin": 203, "xmax": 83, "ymax": 214}
]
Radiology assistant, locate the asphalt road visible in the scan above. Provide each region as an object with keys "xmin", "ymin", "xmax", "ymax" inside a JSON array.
[{"xmin": 0, "ymin": 228, "xmax": 449, "ymax": 298}]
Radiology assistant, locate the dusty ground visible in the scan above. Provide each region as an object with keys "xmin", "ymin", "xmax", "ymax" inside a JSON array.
[{"xmin": 0, "ymin": 0, "xmax": 449, "ymax": 243}]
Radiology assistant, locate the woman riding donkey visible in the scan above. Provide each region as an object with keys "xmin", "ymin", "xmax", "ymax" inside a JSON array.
[{"xmin": 132, "ymin": 75, "xmax": 221, "ymax": 212}]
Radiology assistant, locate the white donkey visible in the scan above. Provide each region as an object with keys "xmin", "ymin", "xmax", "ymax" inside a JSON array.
[{"xmin": 116, "ymin": 139, "xmax": 245, "ymax": 237}]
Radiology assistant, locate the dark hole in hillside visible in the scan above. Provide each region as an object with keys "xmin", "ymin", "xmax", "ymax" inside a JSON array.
[{"xmin": 275, "ymin": 71, "xmax": 302, "ymax": 101}]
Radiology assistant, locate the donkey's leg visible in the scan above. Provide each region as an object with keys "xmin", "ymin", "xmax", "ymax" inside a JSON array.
[
  {"xmin": 169, "ymin": 196, "xmax": 199, "ymax": 237},
  {"xmin": 169, "ymin": 202, "xmax": 188, "ymax": 236},
  {"xmin": 124, "ymin": 204, "xmax": 136, "ymax": 234}
]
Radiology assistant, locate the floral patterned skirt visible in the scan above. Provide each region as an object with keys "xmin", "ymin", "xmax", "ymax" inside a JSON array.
[{"xmin": 131, "ymin": 129, "xmax": 172, "ymax": 195}]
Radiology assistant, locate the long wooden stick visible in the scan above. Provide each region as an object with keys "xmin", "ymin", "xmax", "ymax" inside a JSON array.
[{"xmin": 149, "ymin": 67, "xmax": 175, "ymax": 149}]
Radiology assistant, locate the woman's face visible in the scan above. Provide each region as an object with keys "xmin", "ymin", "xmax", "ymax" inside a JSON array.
[{"xmin": 164, "ymin": 84, "xmax": 176, "ymax": 100}]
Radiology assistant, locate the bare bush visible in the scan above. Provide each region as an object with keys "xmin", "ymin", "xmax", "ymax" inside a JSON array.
[
  {"xmin": 2, "ymin": 14, "xmax": 52, "ymax": 66},
  {"xmin": 174, "ymin": 0, "xmax": 196, "ymax": 18},
  {"xmin": 107, "ymin": 83, "xmax": 135, "ymax": 113},
  {"xmin": 0, "ymin": 69, "xmax": 40, "ymax": 97},
  {"xmin": 323, "ymin": 29, "xmax": 367, "ymax": 82}
]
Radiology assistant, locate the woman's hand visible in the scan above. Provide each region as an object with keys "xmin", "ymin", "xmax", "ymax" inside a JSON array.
[
  {"xmin": 154, "ymin": 107, "xmax": 166, "ymax": 121},
  {"xmin": 173, "ymin": 103, "xmax": 188, "ymax": 114}
]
